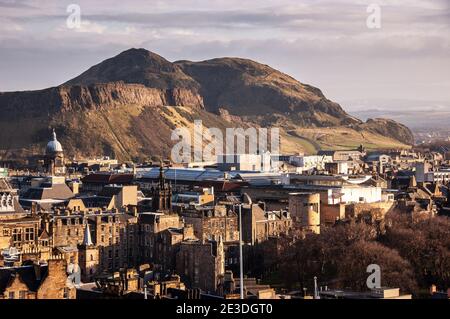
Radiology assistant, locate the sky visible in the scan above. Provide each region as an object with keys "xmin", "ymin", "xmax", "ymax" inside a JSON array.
[{"xmin": 0, "ymin": 0, "xmax": 449, "ymax": 110}]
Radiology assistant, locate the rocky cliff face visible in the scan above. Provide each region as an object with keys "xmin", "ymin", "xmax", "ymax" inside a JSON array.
[
  {"xmin": 0, "ymin": 48, "xmax": 413, "ymax": 161},
  {"xmin": 0, "ymin": 83, "xmax": 203, "ymax": 116}
]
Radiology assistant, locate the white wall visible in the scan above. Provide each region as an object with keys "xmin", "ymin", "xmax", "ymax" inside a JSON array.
[{"xmin": 328, "ymin": 186, "xmax": 382, "ymax": 204}]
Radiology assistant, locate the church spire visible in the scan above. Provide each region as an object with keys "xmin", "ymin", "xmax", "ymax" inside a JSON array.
[
  {"xmin": 82, "ymin": 222, "xmax": 93, "ymax": 246},
  {"xmin": 159, "ymin": 159, "xmax": 165, "ymax": 189},
  {"xmin": 152, "ymin": 158, "xmax": 172, "ymax": 212}
]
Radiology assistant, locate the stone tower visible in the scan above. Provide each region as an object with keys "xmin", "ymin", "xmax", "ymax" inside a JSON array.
[
  {"xmin": 44, "ymin": 129, "xmax": 65, "ymax": 176},
  {"xmin": 289, "ymin": 192, "xmax": 321, "ymax": 234},
  {"xmin": 78, "ymin": 222, "xmax": 99, "ymax": 283},
  {"xmin": 152, "ymin": 161, "xmax": 172, "ymax": 212}
]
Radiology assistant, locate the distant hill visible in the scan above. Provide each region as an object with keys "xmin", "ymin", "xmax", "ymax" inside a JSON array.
[{"xmin": 0, "ymin": 48, "xmax": 413, "ymax": 161}]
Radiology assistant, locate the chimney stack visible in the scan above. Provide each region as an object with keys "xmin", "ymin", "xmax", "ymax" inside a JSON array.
[{"xmin": 33, "ymin": 262, "xmax": 42, "ymax": 281}]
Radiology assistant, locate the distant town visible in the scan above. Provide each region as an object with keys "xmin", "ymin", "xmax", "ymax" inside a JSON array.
[{"xmin": 1, "ymin": 128, "xmax": 449, "ymax": 300}]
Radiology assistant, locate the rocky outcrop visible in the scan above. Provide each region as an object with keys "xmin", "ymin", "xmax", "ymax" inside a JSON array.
[
  {"xmin": 57, "ymin": 83, "xmax": 204, "ymax": 110},
  {"xmin": 0, "ymin": 82, "xmax": 204, "ymax": 116},
  {"xmin": 359, "ymin": 118, "xmax": 414, "ymax": 145}
]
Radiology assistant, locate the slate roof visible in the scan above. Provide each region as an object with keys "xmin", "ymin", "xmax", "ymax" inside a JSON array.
[
  {"xmin": 21, "ymin": 183, "xmax": 74, "ymax": 201},
  {"xmin": 81, "ymin": 173, "xmax": 134, "ymax": 185},
  {"xmin": 0, "ymin": 265, "xmax": 48, "ymax": 294}
]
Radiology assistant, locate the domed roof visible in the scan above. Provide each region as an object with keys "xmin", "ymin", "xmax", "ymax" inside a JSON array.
[{"xmin": 46, "ymin": 129, "xmax": 63, "ymax": 154}]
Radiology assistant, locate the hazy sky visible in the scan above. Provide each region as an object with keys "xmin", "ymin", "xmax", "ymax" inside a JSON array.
[{"xmin": 0, "ymin": 0, "xmax": 449, "ymax": 109}]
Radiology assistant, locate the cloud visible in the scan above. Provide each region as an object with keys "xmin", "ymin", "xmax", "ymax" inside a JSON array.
[
  {"xmin": 0, "ymin": 0, "xmax": 448, "ymax": 103},
  {"xmin": 0, "ymin": 0, "xmax": 36, "ymax": 8}
]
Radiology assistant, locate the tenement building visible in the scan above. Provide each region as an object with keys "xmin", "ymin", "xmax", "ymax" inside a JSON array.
[
  {"xmin": 176, "ymin": 236, "xmax": 225, "ymax": 294},
  {"xmin": 0, "ymin": 256, "xmax": 76, "ymax": 299}
]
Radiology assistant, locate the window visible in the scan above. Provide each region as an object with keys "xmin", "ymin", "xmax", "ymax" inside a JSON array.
[
  {"xmin": 19, "ymin": 291, "xmax": 26, "ymax": 299},
  {"xmin": 8, "ymin": 291, "xmax": 15, "ymax": 299},
  {"xmin": 12, "ymin": 228, "xmax": 22, "ymax": 244},
  {"xmin": 312, "ymin": 203, "xmax": 319, "ymax": 213},
  {"xmin": 90, "ymin": 254, "xmax": 94, "ymax": 261},
  {"xmin": 25, "ymin": 228, "xmax": 35, "ymax": 241},
  {"xmin": 3, "ymin": 228, "xmax": 10, "ymax": 236}
]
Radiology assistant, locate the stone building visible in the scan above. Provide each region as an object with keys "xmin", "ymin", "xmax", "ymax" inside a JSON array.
[
  {"xmin": 80, "ymin": 173, "xmax": 135, "ymax": 194},
  {"xmin": 138, "ymin": 212, "xmax": 182, "ymax": 263},
  {"xmin": 19, "ymin": 176, "xmax": 74, "ymax": 210},
  {"xmin": 136, "ymin": 164, "xmax": 181, "ymax": 265},
  {"xmin": 0, "ymin": 178, "xmax": 26, "ymax": 221},
  {"xmin": 88, "ymin": 211, "xmax": 139, "ymax": 275},
  {"xmin": 78, "ymin": 223, "xmax": 99, "ymax": 282},
  {"xmin": 150, "ymin": 163, "xmax": 172, "ymax": 212},
  {"xmin": 44, "ymin": 129, "xmax": 65, "ymax": 176},
  {"xmin": 0, "ymin": 215, "xmax": 41, "ymax": 250},
  {"xmin": 0, "ymin": 256, "xmax": 76, "ymax": 299},
  {"xmin": 66, "ymin": 185, "xmax": 138, "ymax": 212},
  {"xmin": 153, "ymin": 224, "xmax": 196, "ymax": 272},
  {"xmin": 241, "ymin": 202, "xmax": 292, "ymax": 245},
  {"xmin": 1, "ymin": 208, "xmax": 139, "ymax": 279},
  {"xmin": 179, "ymin": 205, "xmax": 239, "ymax": 243},
  {"xmin": 288, "ymin": 192, "xmax": 321, "ymax": 234},
  {"xmin": 176, "ymin": 236, "xmax": 225, "ymax": 293}
]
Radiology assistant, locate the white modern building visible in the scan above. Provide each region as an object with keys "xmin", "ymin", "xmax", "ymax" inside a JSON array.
[
  {"xmin": 327, "ymin": 185, "xmax": 382, "ymax": 205},
  {"xmin": 217, "ymin": 152, "xmax": 274, "ymax": 172},
  {"xmin": 289, "ymin": 174, "xmax": 382, "ymax": 204},
  {"xmin": 288, "ymin": 155, "xmax": 333, "ymax": 172},
  {"xmin": 415, "ymin": 162, "xmax": 450, "ymax": 184}
]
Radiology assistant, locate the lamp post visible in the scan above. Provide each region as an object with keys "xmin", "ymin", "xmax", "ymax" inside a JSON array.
[{"xmin": 234, "ymin": 203, "xmax": 244, "ymax": 299}]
